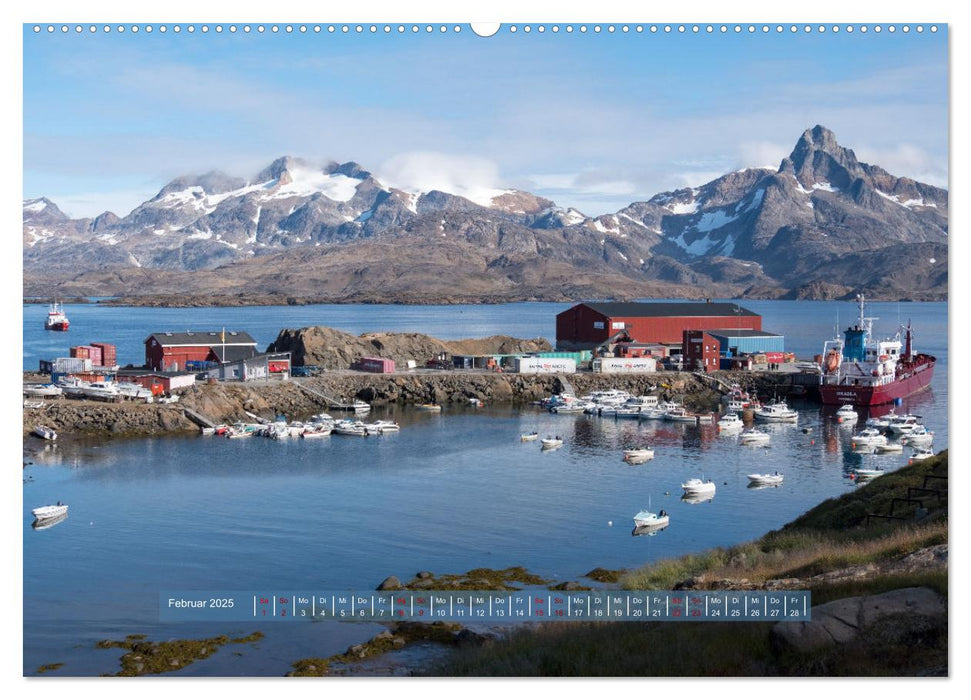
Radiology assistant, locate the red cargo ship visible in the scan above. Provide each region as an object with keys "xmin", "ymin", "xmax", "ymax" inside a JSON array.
[
  {"xmin": 44, "ymin": 301, "xmax": 69, "ymax": 331},
  {"xmin": 819, "ymin": 295, "xmax": 935, "ymax": 406}
]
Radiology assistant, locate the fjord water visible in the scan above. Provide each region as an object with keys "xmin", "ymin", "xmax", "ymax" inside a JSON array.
[{"xmin": 22, "ymin": 300, "xmax": 947, "ymax": 675}]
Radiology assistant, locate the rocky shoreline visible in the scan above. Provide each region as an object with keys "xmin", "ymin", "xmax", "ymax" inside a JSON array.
[{"xmin": 23, "ymin": 369, "xmax": 808, "ymax": 438}]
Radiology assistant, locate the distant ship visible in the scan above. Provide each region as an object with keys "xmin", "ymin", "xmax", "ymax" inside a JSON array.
[
  {"xmin": 44, "ymin": 301, "xmax": 69, "ymax": 331},
  {"xmin": 819, "ymin": 295, "xmax": 935, "ymax": 406}
]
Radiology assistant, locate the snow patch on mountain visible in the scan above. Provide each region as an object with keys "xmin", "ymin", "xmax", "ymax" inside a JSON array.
[
  {"xmin": 23, "ymin": 199, "xmax": 48, "ymax": 213},
  {"xmin": 812, "ymin": 182, "xmax": 840, "ymax": 193},
  {"xmin": 268, "ymin": 167, "xmax": 360, "ymax": 202},
  {"xmin": 876, "ymin": 190, "xmax": 938, "ymax": 210}
]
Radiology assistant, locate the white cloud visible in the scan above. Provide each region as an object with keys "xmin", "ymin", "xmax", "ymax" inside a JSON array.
[
  {"xmin": 853, "ymin": 143, "xmax": 948, "ymax": 187},
  {"xmin": 377, "ymin": 152, "xmax": 507, "ymax": 206}
]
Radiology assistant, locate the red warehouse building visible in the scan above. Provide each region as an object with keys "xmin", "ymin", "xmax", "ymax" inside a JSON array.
[
  {"xmin": 555, "ymin": 302, "xmax": 761, "ymax": 351},
  {"xmin": 144, "ymin": 330, "xmax": 258, "ymax": 371},
  {"xmin": 683, "ymin": 331, "xmax": 721, "ymax": 372}
]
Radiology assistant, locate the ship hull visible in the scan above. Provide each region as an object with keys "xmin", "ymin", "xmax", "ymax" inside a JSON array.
[
  {"xmin": 45, "ymin": 321, "xmax": 69, "ymax": 331},
  {"xmin": 820, "ymin": 357, "xmax": 935, "ymax": 406}
]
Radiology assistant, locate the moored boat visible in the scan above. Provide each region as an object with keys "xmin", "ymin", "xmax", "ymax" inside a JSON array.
[
  {"xmin": 747, "ymin": 472, "xmax": 784, "ymax": 486},
  {"xmin": 753, "ymin": 400, "xmax": 798, "ymax": 423},
  {"xmin": 44, "ymin": 301, "xmax": 69, "ymax": 331},
  {"xmin": 521, "ymin": 431, "xmax": 539, "ymax": 441},
  {"xmin": 909, "ymin": 447, "xmax": 934, "ymax": 462},
  {"xmin": 851, "ymin": 428, "xmax": 887, "ymax": 447},
  {"xmin": 717, "ymin": 413, "xmax": 744, "ymax": 431},
  {"xmin": 32, "ymin": 502, "xmax": 69, "ymax": 520},
  {"xmin": 623, "ymin": 448, "xmax": 654, "ymax": 463},
  {"xmin": 632, "ymin": 506, "xmax": 669, "ymax": 529},
  {"xmin": 541, "ymin": 436, "xmax": 563, "ymax": 449},
  {"xmin": 415, "ymin": 403, "xmax": 442, "ymax": 412},
  {"xmin": 681, "ymin": 478, "xmax": 716, "ymax": 495},
  {"xmin": 902, "ymin": 426, "xmax": 934, "ymax": 446},
  {"xmin": 739, "ymin": 428, "xmax": 771, "ymax": 445},
  {"xmin": 886, "ymin": 414, "xmax": 921, "ymax": 435},
  {"xmin": 835, "ymin": 404, "xmax": 859, "ymax": 424},
  {"xmin": 819, "ymin": 294, "xmax": 935, "ymax": 406}
]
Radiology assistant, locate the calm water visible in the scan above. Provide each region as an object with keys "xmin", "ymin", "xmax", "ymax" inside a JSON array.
[{"xmin": 22, "ymin": 301, "xmax": 947, "ymax": 676}]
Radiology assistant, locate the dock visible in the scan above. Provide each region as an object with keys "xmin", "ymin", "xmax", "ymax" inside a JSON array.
[{"xmin": 182, "ymin": 407, "xmax": 217, "ymax": 429}]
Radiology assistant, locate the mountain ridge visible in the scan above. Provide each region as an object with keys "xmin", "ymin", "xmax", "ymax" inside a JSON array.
[{"xmin": 23, "ymin": 125, "xmax": 948, "ymax": 302}]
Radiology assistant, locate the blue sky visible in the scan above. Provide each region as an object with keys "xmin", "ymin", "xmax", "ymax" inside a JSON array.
[{"xmin": 23, "ymin": 22, "xmax": 948, "ymax": 218}]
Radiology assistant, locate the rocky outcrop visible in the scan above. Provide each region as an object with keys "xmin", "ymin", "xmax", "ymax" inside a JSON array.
[
  {"xmin": 770, "ymin": 587, "xmax": 946, "ymax": 654},
  {"xmin": 267, "ymin": 327, "xmax": 551, "ymax": 369}
]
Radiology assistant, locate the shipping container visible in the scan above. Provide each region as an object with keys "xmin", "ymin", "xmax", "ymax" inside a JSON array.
[
  {"xmin": 535, "ymin": 350, "xmax": 593, "ymax": 364},
  {"xmin": 513, "ymin": 357, "xmax": 576, "ymax": 374},
  {"xmin": 54, "ymin": 357, "xmax": 92, "ymax": 373},
  {"xmin": 39, "ymin": 359, "xmax": 54, "ymax": 373},
  {"xmin": 592, "ymin": 357, "xmax": 657, "ymax": 374},
  {"xmin": 358, "ymin": 357, "xmax": 396, "ymax": 374},
  {"xmin": 92, "ymin": 343, "xmax": 118, "ymax": 367},
  {"xmin": 70, "ymin": 346, "xmax": 90, "ymax": 359},
  {"xmin": 85, "ymin": 345, "xmax": 103, "ymax": 367},
  {"xmin": 764, "ymin": 351, "xmax": 785, "ymax": 364}
]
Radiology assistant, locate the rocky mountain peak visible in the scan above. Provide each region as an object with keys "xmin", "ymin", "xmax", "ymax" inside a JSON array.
[
  {"xmin": 255, "ymin": 155, "xmax": 311, "ymax": 183},
  {"xmin": 23, "ymin": 197, "xmax": 68, "ymax": 222},
  {"xmin": 781, "ymin": 124, "xmax": 862, "ymax": 190},
  {"xmin": 156, "ymin": 170, "xmax": 246, "ymax": 198},
  {"xmin": 327, "ymin": 161, "xmax": 372, "ymax": 180}
]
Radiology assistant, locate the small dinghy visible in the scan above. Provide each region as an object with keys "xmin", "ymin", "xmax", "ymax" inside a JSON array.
[
  {"xmin": 623, "ymin": 448, "xmax": 654, "ymax": 463},
  {"xmin": 747, "ymin": 472, "xmax": 784, "ymax": 486},
  {"xmin": 854, "ymin": 467, "xmax": 885, "ymax": 479},
  {"xmin": 632, "ymin": 507, "xmax": 669, "ymax": 529},
  {"xmin": 681, "ymin": 478, "xmax": 716, "ymax": 496},
  {"xmin": 32, "ymin": 425, "xmax": 57, "ymax": 441},
  {"xmin": 520, "ymin": 431, "xmax": 539, "ymax": 441},
  {"xmin": 541, "ymin": 436, "xmax": 564, "ymax": 449},
  {"xmin": 32, "ymin": 502, "xmax": 69, "ymax": 521}
]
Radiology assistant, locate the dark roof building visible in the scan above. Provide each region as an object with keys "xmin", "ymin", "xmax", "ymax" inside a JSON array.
[
  {"xmin": 144, "ymin": 330, "xmax": 258, "ymax": 371},
  {"xmin": 556, "ymin": 301, "xmax": 762, "ymax": 350}
]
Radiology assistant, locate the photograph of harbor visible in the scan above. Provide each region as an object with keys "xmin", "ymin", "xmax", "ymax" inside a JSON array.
[{"xmin": 21, "ymin": 17, "xmax": 948, "ymax": 681}]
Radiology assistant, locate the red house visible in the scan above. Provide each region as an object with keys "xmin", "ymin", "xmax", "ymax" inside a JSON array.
[
  {"xmin": 556, "ymin": 302, "xmax": 761, "ymax": 351},
  {"xmin": 144, "ymin": 330, "xmax": 258, "ymax": 371},
  {"xmin": 683, "ymin": 330, "xmax": 721, "ymax": 372}
]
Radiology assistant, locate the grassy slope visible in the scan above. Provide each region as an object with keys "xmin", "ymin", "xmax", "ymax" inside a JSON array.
[{"xmin": 433, "ymin": 451, "xmax": 948, "ymax": 676}]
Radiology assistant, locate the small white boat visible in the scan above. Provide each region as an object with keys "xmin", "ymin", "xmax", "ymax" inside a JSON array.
[
  {"xmin": 739, "ymin": 428, "xmax": 771, "ymax": 445},
  {"xmin": 32, "ymin": 503, "xmax": 68, "ymax": 520},
  {"xmin": 633, "ymin": 507, "xmax": 670, "ymax": 529},
  {"xmin": 116, "ymin": 382, "xmax": 154, "ymax": 400},
  {"xmin": 664, "ymin": 406, "xmax": 698, "ymax": 423},
  {"xmin": 541, "ymin": 437, "xmax": 563, "ymax": 449},
  {"xmin": 520, "ymin": 432, "xmax": 539, "ymax": 442},
  {"xmin": 200, "ymin": 427, "xmax": 216, "ymax": 436},
  {"xmin": 909, "ymin": 447, "xmax": 934, "ymax": 462},
  {"xmin": 874, "ymin": 442, "xmax": 904, "ymax": 454},
  {"xmin": 23, "ymin": 383, "xmax": 63, "ymax": 397},
  {"xmin": 902, "ymin": 426, "xmax": 934, "ymax": 446},
  {"xmin": 681, "ymin": 478, "xmax": 716, "ymax": 496},
  {"xmin": 851, "ymin": 428, "xmax": 887, "ymax": 447},
  {"xmin": 32, "ymin": 425, "xmax": 57, "ymax": 441},
  {"xmin": 886, "ymin": 414, "xmax": 921, "ymax": 435},
  {"xmin": 333, "ymin": 420, "xmax": 369, "ymax": 436},
  {"xmin": 623, "ymin": 448, "xmax": 654, "ymax": 463},
  {"xmin": 854, "ymin": 467, "xmax": 885, "ymax": 479},
  {"xmin": 754, "ymin": 401, "xmax": 798, "ymax": 423},
  {"xmin": 717, "ymin": 413, "xmax": 744, "ymax": 431},
  {"xmin": 364, "ymin": 421, "xmax": 400, "ymax": 434},
  {"xmin": 835, "ymin": 404, "xmax": 859, "ymax": 424},
  {"xmin": 415, "ymin": 403, "xmax": 442, "ymax": 412},
  {"xmin": 747, "ymin": 472, "xmax": 784, "ymax": 486},
  {"xmin": 301, "ymin": 425, "xmax": 333, "ymax": 438},
  {"xmin": 865, "ymin": 411, "xmax": 895, "ymax": 430},
  {"xmin": 82, "ymin": 381, "xmax": 121, "ymax": 401}
]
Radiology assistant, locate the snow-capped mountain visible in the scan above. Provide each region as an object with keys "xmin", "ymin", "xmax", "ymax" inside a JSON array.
[{"xmin": 24, "ymin": 126, "xmax": 948, "ymax": 301}]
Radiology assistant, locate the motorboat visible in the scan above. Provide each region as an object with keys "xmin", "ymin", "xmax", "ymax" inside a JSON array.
[
  {"xmin": 301, "ymin": 425, "xmax": 333, "ymax": 438},
  {"xmin": 717, "ymin": 413, "xmax": 744, "ymax": 431},
  {"xmin": 909, "ymin": 447, "xmax": 934, "ymax": 462},
  {"xmin": 753, "ymin": 400, "xmax": 798, "ymax": 423},
  {"xmin": 865, "ymin": 411, "xmax": 895, "ymax": 430},
  {"xmin": 57, "ymin": 377, "xmax": 90, "ymax": 397},
  {"xmin": 902, "ymin": 426, "xmax": 934, "ymax": 446},
  {"xmin": 540, "ymin": 437, "xmax": 563, "ymax": 449},
  {"xmin": 854, "ymin": 467, "xmax": 885, "ymax": 479},
  {"xmin": 664, "ymin": 406, "xmax": 698, "ymax": 423},
  {"xmin": 521, "ymin": 431, "xmax": 539, "ymax": 441},
  {"xmin": 739, "ymin": 428, "xmax": 771, "ymax": 445},
  {"xmin": 550, "ymin": 401, "xmax": 591, "ymax": 414},
  {"xmin": 116, "ymin": 382, "xmax": 154, "ymax": 400},
  {"xmin": 23, "ymin": 383, "xmax": 63, "ymax": 398},
  {"xmin": 874, "ymin": 442, "xmax": 903, "ymax": 454},
  {"xmin": 886, "ymin": 414, "xmax": 921, "ymax": 435},
  {"xmin": 200, "ymin": 427, "xmax": 216, "ymax": 436},
  {"xmin": 851, "ymin": 428, "xmax": 887, "ymax": 447},
  {"xmin": 333, "ymin": 420, "xmax": 369, "ymax": 436},
  {"xmin": 747, "ymin": 472, "xmax": 784, "ymax": 486},
  {"xmin": 365, "ymin": 421, "xmax": 400, "ymax": 434},
  {"xmin": 82, "ymin": 381, "xmax": 121, "ymax": 401},
  {"xmin": 633, "ymin": 506, "xmax": 670, "ymax": 529},
  {"xmin": 835, "ymin": 404, "xmax": 859, "ymax": 424},
  {"xmin": 681, "ymin": 478, "xmax": 716, "ymax": 496},
  {"xmin": 623, "ymin": 448, "xmax": 654, "ymax": 463},
  {"xmin": 32, "ymin": 425, "xmax": 57, "ymax": 441},
  {"xmin": 32, "ymin": 502, "xmax": 69, "ymax": 520}
]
